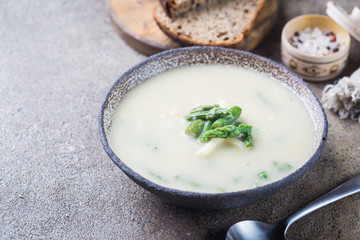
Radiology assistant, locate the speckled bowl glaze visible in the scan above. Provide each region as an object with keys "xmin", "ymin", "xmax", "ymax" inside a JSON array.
[
  {"xmin": 99, "ymin": 46, "xmax": 328, "ymax": 210},
  {"xmin": 281, "ymin": 14, "xmax": 351, "ymax": 82}
]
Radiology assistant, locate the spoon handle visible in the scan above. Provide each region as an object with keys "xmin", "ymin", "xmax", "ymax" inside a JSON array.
[{"xmin": 285, "ymin": 174, "xmax": 360, "ymax": 228}]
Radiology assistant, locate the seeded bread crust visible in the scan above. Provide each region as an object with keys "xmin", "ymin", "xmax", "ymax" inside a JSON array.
[{"xmin": 154, "ymin": 0, "xmax": 267, "ymax": 48}]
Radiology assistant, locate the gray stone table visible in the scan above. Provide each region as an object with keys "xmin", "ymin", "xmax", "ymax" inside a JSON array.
[{"xmin": 1, "ymin": 0, "xmax": 360, "ymax": 239}]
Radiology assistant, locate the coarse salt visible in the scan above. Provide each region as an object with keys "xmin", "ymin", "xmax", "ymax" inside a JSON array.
[{"xmin": 289, "ymin": 27, "xmax": 345, "ymax": 56}]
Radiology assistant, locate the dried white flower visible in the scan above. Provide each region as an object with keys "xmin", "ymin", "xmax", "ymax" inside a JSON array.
[{"xmin": 321, "ymin": 68, "xmax": 360, "ymax": 122}]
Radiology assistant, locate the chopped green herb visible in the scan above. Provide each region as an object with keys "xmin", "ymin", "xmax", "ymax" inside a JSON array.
[
  {"xmin": 190, "ymin": 182, "xmax": 200, "ymax": 187},
  {"xmin": 174, "ymin": 175, "xmax": 200, "ymax": 188},
  {"xmin": 256, "ymin": 92, "xmax": 274, "ymax": 108},
  {"xmin": 259, "ymin": 171, "xmax": 268, "ymax": 180},
  {"xmin": 149, "ymin": 172, "xmax": 167, "ymax": 183},
  {"xmin": 273, "ymin": 162, "xmax": 292, "ymax": 172}
]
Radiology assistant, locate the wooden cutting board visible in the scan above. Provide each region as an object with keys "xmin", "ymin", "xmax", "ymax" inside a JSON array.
[{"xmin": 108, "ymin": 0, "xmax": 180, "ymax": 55}]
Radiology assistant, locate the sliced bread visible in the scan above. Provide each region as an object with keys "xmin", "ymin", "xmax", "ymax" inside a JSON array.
[
  {"xmin": 160, "ymin": 0, "xmax": 222, "ymax": 18},
  {"xmin": 154, "ymin": 0, "xmax": 267, "ymax": 48}
]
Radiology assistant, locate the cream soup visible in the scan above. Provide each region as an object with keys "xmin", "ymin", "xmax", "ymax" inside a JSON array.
[{"xmin": 109, "ymin": 64, "xmax": 315, "ymax": 193}]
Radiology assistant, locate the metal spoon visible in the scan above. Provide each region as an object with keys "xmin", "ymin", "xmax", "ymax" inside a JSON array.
[{"xmin": 226, "ymin": 174, "xmax": 360, "ymax": 240}]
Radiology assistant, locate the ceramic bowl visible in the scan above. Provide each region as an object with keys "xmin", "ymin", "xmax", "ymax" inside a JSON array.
[
  {"xmin": 281, "ymin": 14, "xmax": 351, "ymax": 82},
  {"xmin": 99, "ymin": 46, "xmax": 328, "ymax": 210}
]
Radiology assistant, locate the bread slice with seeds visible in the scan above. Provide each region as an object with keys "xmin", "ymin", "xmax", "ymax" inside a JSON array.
[{"xmin": 154, "ymin": 0, "xmax": 267, "ymax": 48}]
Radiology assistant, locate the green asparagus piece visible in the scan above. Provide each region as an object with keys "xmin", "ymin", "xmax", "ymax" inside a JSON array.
[
  {"xmin": 245, "ymin": 135, "xmax": 253, "ymax": 147},
  {"xmin": 189, "ymin": 104, "xmax": 219, "ymax": 114},
  {"xmin": 184, "ymin": 104, "xmax": 254, "ymax": 147},
  {"xmin": 185, "ymin": 119, "xmax": 205, "ymax": 137},
  {"xmin": 199, "ymin": 120, "xmax": 214, "ymax": 142},
  {"xmin": 204, "ymin": 124, "xmax": 252, "ymax": 138},
  {"xmin": 212, "ymin": 106, "xmax": 242, "ymax": 128},
  {"xmin": 237, "ymin": 124, "xmax": 253, "ymax": 147},
  {"xmin": 184, "ymin": 106, "xmax": 229, "ymax": 121},
  {"xmin": 235, "ymin": 124, "xmax": 252, "ymax": 136},
  {"xmin": 203, "ymin": 126, "xmax": 230, "ymax": 138}
]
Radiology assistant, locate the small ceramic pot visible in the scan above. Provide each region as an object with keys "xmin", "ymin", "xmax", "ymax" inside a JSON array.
[{"xmin": 281, "ymin": 14, "xmax": 351, "ymax": 82}]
